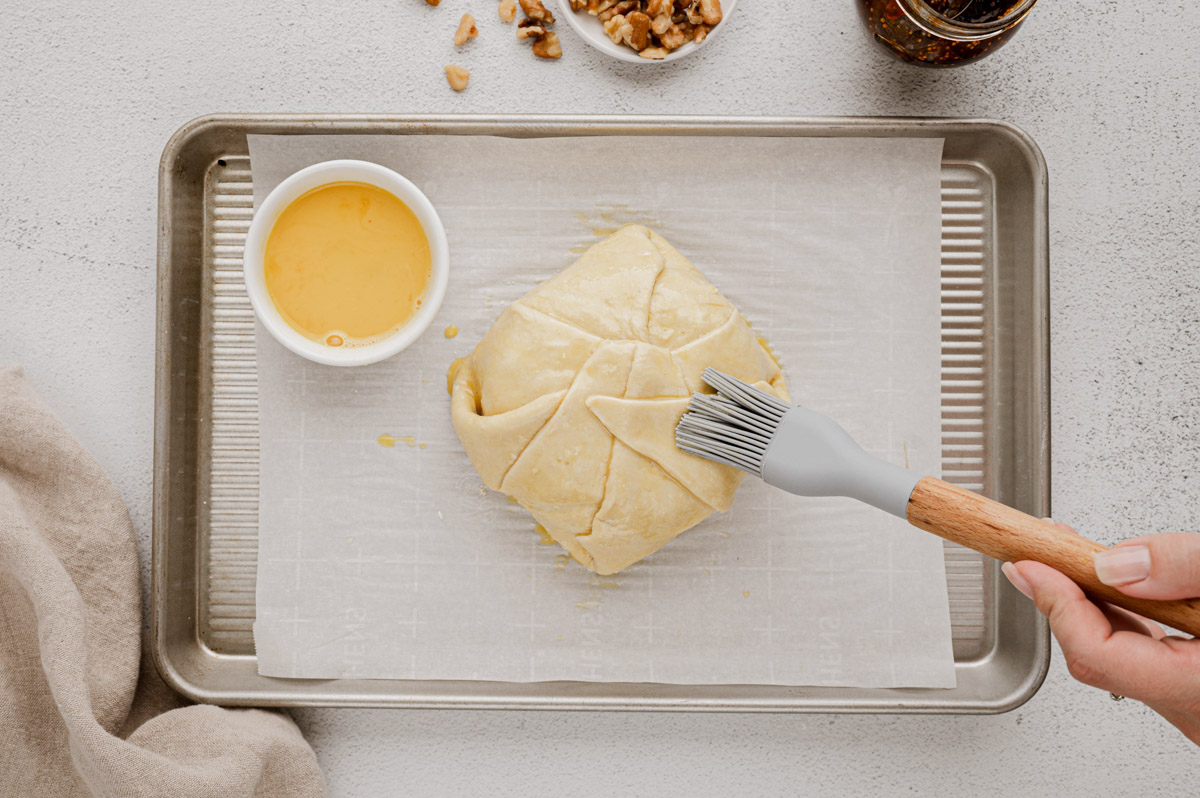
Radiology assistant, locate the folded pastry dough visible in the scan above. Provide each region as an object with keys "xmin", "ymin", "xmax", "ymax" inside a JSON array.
[{"xmin": 450, "ymin": 225, "xmax": 788, "ymax": 574}]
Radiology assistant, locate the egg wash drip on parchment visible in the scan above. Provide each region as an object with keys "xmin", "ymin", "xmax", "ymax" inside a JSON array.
[{"xmin": 377, "ymin": 433, "xmax": 426, "ymax": 450}]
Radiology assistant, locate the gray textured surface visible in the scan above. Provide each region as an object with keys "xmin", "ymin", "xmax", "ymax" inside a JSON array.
[{"xmin": 1, "ymin": 1, "xmax": 1197, "ymax": 795}]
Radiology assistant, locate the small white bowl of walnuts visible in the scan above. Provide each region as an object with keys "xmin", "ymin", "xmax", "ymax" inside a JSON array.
[{"xmin": 558, "ymin": 0, "xmax": 733, "ymax": 63}]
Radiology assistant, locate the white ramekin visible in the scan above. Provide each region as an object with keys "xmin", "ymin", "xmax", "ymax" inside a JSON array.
[
  {"xmin": 243, "ymin": 159, "xmax": 449, "ymax": 367},
  {"xmin": 556, "ymin": 0, "xmax": 738, "ymax": 64}
]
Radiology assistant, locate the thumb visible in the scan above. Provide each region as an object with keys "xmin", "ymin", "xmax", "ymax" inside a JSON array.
[{"xmin": 1094, "ymin": 532, "xmax": 1200, "ymax": 601}]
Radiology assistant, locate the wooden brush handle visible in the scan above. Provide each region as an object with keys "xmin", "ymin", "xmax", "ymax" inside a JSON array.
[{"xmin": 906, "ymin": 476, "xmax": 1200, "ymax": 638}]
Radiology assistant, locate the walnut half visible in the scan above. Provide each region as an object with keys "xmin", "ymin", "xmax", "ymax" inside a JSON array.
[
  {"xmin": 519, "ymin": 0, "xmax": 556, "ymax": 23},
  {"xmin": 444, "ymin": 64, "xmax": 470, "ymax": 91},
  {"xmin": 698, "ymin": 0, "xmax": 722, "ymax": 25},
  {"xmin": 532, "ymin": 30, "xmax": 563, "ymax": 59},
  {"xmin": 625, "ymin": 11, "xmax": 651, "ymax": 51},
  {"xmin": 454, "ymin": 14, "xmax": 478, "ymax": 46},
  {"xmin": 516, "ymin": 3, "xmax": 564, "ymax": 60},
  {"xmin": 516, "ymin": 18, "xmax": 547, "ymax": 39}
]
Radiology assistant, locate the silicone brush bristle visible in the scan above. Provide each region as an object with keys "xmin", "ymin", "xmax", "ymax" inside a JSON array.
[{"xmin": 675, "ymin": 368, "xmax": 790, "ymax": 476}]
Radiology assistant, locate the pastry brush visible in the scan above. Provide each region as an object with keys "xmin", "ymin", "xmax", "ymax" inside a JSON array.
[{"xmin": 676, "ymin": 368, "xmax": 1200, "ymax": 637}]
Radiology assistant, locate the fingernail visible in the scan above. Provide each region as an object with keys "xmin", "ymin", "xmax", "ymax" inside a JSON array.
[
  {"xmin": 1094, "ymin": 545, "xmax": 1151, "ymax": 586},
  {"xmin": 1001, "ymin": 562, "xmax": 1033, "ymax": 599}
]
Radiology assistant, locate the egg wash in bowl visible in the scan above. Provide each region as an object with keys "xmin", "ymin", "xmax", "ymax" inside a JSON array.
[{"xmin": 264, "ymin": 181, "xmax": 432, "ymax": 349}]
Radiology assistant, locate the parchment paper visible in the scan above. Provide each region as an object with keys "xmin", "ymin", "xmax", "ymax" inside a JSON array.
[{"xmin": 249, "ymin": 134, "xmax": 956, "ymax": 688}]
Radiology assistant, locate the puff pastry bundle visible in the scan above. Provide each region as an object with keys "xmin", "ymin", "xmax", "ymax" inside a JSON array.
[{"xmin": 449, "ymin": 225, "xmax": 787, "ymax": 574}]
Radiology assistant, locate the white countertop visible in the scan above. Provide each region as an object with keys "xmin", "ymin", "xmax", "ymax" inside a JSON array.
[{"xmin": 3, "ymin": 2, "xmax": 1197, "ymax": 794}]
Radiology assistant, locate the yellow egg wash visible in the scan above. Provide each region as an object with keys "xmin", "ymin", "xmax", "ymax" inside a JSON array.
[
  {"xmin": 264, "ymin": 182, "xmax": 431, "ymax": 346},
  {"xmin": 377, "ymin": 433, "xmax": 417, "ymax": 448}
]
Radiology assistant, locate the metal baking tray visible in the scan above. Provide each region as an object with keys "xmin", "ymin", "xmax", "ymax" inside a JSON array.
[{"xmin": 153, "ymin": 114, "xmax": 1050, "ymax": 712}]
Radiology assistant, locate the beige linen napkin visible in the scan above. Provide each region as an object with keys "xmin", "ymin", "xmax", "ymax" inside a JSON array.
[{"xmin": 0, "ymin": 366, "xmax": 325, "ymax": 798}]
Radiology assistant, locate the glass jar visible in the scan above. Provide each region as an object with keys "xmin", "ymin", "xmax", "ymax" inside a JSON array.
[{"xmin": 857, "ymin": 0, "xmax": 1038, "ymax": 67}]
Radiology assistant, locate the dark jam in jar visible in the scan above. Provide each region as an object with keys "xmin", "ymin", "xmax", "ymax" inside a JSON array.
[
  {"xmin": 857, "ymin": 0, "xmax": 1036, "ymax": 67},
  {"xmin": 928, "ymin": 0, "xmax": 1020, "ymax": 24}
]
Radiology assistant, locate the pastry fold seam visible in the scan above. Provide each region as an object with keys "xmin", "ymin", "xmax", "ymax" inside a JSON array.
[
  {"xmin": 495, "ymin": 367, "xmax": 586, "ymax": 492},
  {"xmin": 582, "ymin": 342, "xmax": 640, "ymax": 538}
]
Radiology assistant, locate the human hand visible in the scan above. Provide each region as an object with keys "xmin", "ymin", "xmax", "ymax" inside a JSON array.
[{"xmin": 1002, "ymin": 525, "xmax": 1200, "ymax": 746}]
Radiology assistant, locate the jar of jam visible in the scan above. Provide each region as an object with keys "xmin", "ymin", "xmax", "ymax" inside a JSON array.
[{"xmin": 857, "ymin": 0, "xmax": 1038, "ymax": 67}]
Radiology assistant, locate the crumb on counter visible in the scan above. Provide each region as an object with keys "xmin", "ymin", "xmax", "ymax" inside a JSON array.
[
  {"xmin": 499, "ymin": 0, "xmax": 517, "ymax": 22},
  {"xmin": 425, "ymin": 0, "xmax": 440, "ymax": 5},
  {"xmin": 444, "ymin": 64, "xmax": 470, "ymax": 91},
  {"xmin": 444, "ymin": 324, "xmax": 459, "ymax": 338},
  {"xmin": 454, "ymin": 13, "xmax": 478, "ymax": 45}
]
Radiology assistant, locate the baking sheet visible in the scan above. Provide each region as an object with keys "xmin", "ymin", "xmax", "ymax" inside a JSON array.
[{"xmin": 249, "ymin": 134, "xmax": 956, "ymax": 688}]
